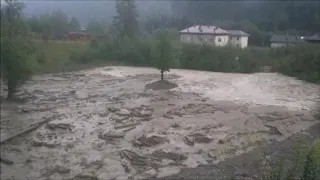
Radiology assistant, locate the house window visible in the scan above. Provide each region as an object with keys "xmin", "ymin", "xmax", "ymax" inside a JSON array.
[
  {"xmin": 218, "ymin": 38, "xmax": 221, "ymax": 42},
  {"xmin": 237, "ymin": 37, "xmax": 240, "ymax": 40}
]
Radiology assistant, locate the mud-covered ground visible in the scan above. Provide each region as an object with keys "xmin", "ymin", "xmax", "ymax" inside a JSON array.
[{"xmin": 1, "ymin": 66, "xmax": 319, "ymax": 180}]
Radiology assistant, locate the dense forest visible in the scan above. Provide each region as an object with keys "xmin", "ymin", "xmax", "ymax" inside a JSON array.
[
  {"xmin": 171, "ymin": 1, "xmax": 320, "ymax": 33},
  {"xmin": 23, "ymin": 1, "xmax": 320, "ymax": 46}
]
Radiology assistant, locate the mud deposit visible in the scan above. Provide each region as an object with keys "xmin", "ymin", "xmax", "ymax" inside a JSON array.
[{"xmin": 1, "ymin": 66, "xmax": 319, "ymax": 180}]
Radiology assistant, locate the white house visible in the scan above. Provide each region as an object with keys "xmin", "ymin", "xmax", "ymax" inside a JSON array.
[{"xmin": 179, "ymin": 25, "xmax": 249, "ymax": 48}]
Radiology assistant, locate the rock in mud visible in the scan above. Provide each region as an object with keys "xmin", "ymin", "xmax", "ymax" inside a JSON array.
[{"xmin": 133, "ymin": 135, "xmax": 168, "ymax": 147}]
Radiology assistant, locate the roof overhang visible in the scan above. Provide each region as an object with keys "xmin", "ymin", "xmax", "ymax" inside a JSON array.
[{"xmin": 179, "ymin": 32, "xmax": 230, "ymax": 36}]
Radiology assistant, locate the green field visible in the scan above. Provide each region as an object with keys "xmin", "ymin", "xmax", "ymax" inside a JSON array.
[{"xmin": 31, "ymin": 40, "xmax": 119, "ymax": 74}]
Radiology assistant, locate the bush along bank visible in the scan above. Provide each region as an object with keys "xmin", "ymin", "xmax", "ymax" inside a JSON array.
[{"xmin": 71, "ymin": 36, "xmax": 320, "ymax": 83}]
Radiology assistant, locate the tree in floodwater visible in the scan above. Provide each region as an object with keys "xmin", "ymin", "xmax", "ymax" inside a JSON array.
[
  {"xmin": 1, "ymin": 0, "xmax": 34, "ymax": 99},
  {"xmin": 154, "ymin": 31, "xmax": 174, "ymax": 81}
]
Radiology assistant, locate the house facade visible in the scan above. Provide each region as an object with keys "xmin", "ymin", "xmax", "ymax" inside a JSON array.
[{"xmin": 179, "ymin": 25, "xmax": 249, "ymax": 48}]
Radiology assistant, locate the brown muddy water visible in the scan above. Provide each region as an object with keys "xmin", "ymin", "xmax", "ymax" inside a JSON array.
[{"xmin": 1, "ymin": 66, "xmax": 319, "ymax": 180}]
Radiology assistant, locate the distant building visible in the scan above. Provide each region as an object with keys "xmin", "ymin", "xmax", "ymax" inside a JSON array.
[
  {"xmin": 270, "ymin": 33, "xmax": 320, "ymax": 48},
  {"xmin": 270, "ymin": 34, "xmax": 306, "ymax": 48},
  {"xmin": 179, "ymin": 25, "xmax": 249, "ymax": 48},
  {"xmin": 305, "ymin": 34, "xmax": 320, "ymax": 44}
]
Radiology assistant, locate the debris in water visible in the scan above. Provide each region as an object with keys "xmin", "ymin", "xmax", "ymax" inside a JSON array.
[
  {"xmin": 46, "ymin": 123, "xmax": 73, "ymax": 131},
  {"xmin": 98, "ymin": 132, "xmax": 125, "ymax": 141},
  {"xmin": 69, "ymin": 174, "xmax": 99, "ymax": 180},
  {"xmin": 117, "ymin": 109, "xmax": 131, "ymax": 116},
  {"xmin": 133, "ymin": 135, "xmax": 168, "ymax": 147},
  {"xmin": 107, "ymin": 107, "xmax": 120, "ymax": 112},
  {"xmin": 157, "ymin": 166, "xmax": 181, "ymax": 178},
  {"xmin": 123, "ymin": 126, "xmax": 136, "ymax": 132},
  {"xmin": 42, "ymin": 165, "xmax": 70, "ymax": 177},
  {"xmin": 145, "ymin": 80, "xmax": 178, "ymax": 91},
  {"xmin": 114, "ymin": 122, "xmax": 140, "ymax": 130},
  {"xmin": 163, "ymin": 114, "xmax": 174, "ymax": 119},
  {"xmin": 151, "ymin": 150, "xmax": 187, "ymax": 162},
  {"xmin": 191, "ymin": 133, "xmax": 212, "ymax": 143},
  {"xmin": 31, "ymin": 139, "xmax": 59, "ymax": 148},
  {"xmin": 119, "ymin": 149, "xmax": 158, "ymax": 169},
  {"xmin": 0, "ymin": 157, "xmax": 13, "ymax": 165},
  {"xmin": 184, "ymin": 136, "xmax": 195, "ymax": 146},
  {"xmin": 171, "ymin": 123, "xmax": 180, "ymax": 128},
  {"xmin": 265, "ymin": 125, "xmax": 283, "ymax": 136}
]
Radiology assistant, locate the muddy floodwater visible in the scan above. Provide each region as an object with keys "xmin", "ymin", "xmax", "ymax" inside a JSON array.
[{"xmin": 1, "ymin": 66, "xmax": 319, "ymax": 180}]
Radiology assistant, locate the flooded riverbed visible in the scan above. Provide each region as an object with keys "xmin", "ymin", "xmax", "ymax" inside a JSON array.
[{"xmin": 1, "ymin": 66, "xmax": 319, "ymax": 180}]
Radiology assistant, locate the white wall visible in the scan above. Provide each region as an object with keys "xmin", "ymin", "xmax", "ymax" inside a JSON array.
[
  {"xmin": 180, "ymin": 34, "xmax": 247, "ymax": 48},
  {"xmin": 229, "ymin": 36, "xmax": 248, "ymax": 48},
  {"xmin": 240, "ymin": 36, "xmax": 248, "ymax": 48},
  {"xmin": 214, "ymin": 35, "xmax": 229, "ymax": 46},
  {"xmin": 271, "ymin": 42, "xmax": 286, "ymax": 48}
]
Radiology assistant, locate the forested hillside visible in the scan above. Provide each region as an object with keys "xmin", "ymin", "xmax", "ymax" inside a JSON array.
[{"xmin": 171, "ymin": 1, "xmax": 320, "ymax": 34}]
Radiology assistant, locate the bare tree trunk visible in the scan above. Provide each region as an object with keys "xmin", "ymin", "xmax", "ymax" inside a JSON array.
[
  {"xmin": 7, "ymin": 80, "xmax": 13, "ymax": 100},
  {"xmin": 161, "ymin": 69, "xmax": 164, "ymax": 81}
]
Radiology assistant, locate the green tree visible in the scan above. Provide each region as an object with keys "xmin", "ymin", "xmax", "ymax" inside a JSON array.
[
  {"xmin": 38, "ymin": 13, "xmax": 53, "ymax": 41},
  {"xmin": 50, "ymin": 10, "xmax": 69, "ymax": 36},
  {"xmin": 27, "ymin": 15, "xmax": 42, "ymax": 33},
  {"xmin": 68, "ymin": 17, "xmax": 80, "ymax": 32},
  {"xmin": 86, "ymin": 19, "xmax": 108, "ymax": 35},
  {"xmin": 154, "ymin": 31, "xmax": 174, "ymax": 81},
  {"xmin": 113, "ymin": 0, "xmax": 139, "ymax": 38},
  {"xmin": 1, "ymin": 0, "xmax": 34, "ymax": 99}
]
